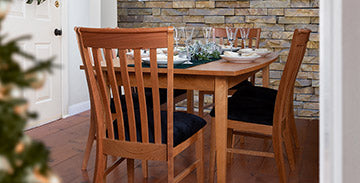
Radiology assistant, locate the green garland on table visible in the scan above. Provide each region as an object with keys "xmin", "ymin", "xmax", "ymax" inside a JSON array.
[
  {"xmin": 0, "ymin": 11, "xmax": 59, "ymax": 183},
  {"xmin": 188, "ymin": 41, "xmax": 221, "ymax": 61}
]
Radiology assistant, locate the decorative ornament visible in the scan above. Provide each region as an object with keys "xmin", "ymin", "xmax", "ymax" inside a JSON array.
[
  {"xmin": 14, "ymin": 103, "xmax": 29, "ymax": 116},
  {"xmin": 25, "ymin": 72, "xmax": 47, "ymax": 89},
  {"xmin": 0, "ymin": 155, "xmax": 13, "ymax": 174},
  {"xmin": 0, "ymin": 0, "xmax": 11, "ymax": 18},
  {"xmin": 14, "ymin": 142, "xmax": 25, "ymax": 154},
  {"xmin": 26, "ymin": 0, "xmax": 46, "ymax": 5}
]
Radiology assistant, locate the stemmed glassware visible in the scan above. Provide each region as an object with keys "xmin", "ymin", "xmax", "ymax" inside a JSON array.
[
  {"xmin": 202, "ymin": 27, "xmax": 212, "ymax": 44},
  {"xmin": 225, "ymin": 27, "xmax": 239, "ymax": 52},
  {"xmin": 173, "ymin": 27, "xmax": 181, "ymax": 50},
  {"xmin": 239, "ymin": 28, "xmax": 250, "ymax": 49},
  {"xmin": 180, "ymin": 27, "xmax": 194, "ymax": 64}
]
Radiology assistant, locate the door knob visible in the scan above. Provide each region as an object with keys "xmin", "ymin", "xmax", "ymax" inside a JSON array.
[{"xmin": 54, "ymin": 29, "xmax": 62, "ymax": 36}]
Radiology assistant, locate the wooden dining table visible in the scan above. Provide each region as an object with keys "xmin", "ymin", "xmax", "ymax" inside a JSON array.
[{"xmin": 81, "ymin": 52, "xmax": 279, "ymax": 183}]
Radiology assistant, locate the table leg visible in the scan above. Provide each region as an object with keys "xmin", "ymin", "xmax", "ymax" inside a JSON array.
[
  {"xmin": 215, "ymin": 77, "xmax": 228, "ymax": 183},
  {"xmin": 262, "ymin": 65, "xmax": 270, "ymax": 88}
]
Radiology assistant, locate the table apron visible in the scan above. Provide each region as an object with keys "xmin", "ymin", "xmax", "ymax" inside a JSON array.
[
  {"xmin": 107, "ymin": 69, "xmax": 260, "ymax": 92},
  {"xmin": 114, "ymin": 73, "xmax": 216, "ymax": 91}
]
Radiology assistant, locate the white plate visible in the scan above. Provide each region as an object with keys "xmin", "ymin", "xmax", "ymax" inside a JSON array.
[
  {"xmin": 142, "ymin": 56, "xmax": 188, "ymax": 65},
  {"xmin": 220, "ymin": 55, "xmax": 261, "ymax": 63},
  {"xmin": 221, "ymin": 46, "xmax": 241, "ymax": 52},
  {"xmin": 254, "ymin": 49, "xmax": 271, "ymax": 57},
  {"xmin": 238, "ymin": 48, "xmax": 271, "ymax": 57}
]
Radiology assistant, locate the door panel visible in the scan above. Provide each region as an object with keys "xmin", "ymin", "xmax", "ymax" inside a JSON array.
[{"xmin": 3, "ymin": 0, "xmax": 62, "ymax": 129}]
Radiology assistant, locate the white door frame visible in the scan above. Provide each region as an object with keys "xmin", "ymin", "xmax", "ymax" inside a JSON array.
[
  {"xmin": 61, "ymin": 0, "xmax": 69, "ymax": 117},
  {"xmin": 320, "ymin": 0, "xmax": 343, "ymax": 182}
]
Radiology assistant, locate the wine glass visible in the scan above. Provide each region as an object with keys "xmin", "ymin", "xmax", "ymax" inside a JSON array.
[
  {"xmin": 239, "ymin": 28, "xmax": 250, "ymax": 49},
  {"xmin": 202, "ymin": 27, "xmax": 212, "ymax": 44},
  {"xmin": 225, "ymin": 27, "xmax": 238, "ymax": 52},
  {"xmin": 173, "ymin": 27, "xmax": 181, "ymax": 50},
  {"xmin": 180, "ymin": 27, "xmax": 194, "ymax": 64}
]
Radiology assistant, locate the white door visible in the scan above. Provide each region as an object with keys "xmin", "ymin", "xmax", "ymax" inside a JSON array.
[{"xmin": 3, "ymin": 0, "xmax": 62, "ymax": 128}]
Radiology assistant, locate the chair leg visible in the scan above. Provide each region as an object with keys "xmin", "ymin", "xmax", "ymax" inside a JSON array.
[
  {"xmin": 187, "ymin": 90, "xmax": 194, "ymax": 114},
  {"xmin": 227, "ymin": 129, "xmax": 234, "ymax": 164},
  {"xmin": 273, "ymin": 136, "xmax": 287, "ymax": 183},
  {"xmin": 142, "ymin": 160, "xmax": 148, "ymax": 178},
  {"xmin": 283, "ymin": 127, "xmax": 296, "ymax": 171},
  {"xmin": 127, "ymin": 159, "xmax": 135, "ymax": 183},
  {"xmin": 198, "ymin": 91, "xmax": 205, "ymax": 117},
  {"xmin": 168, "ymin": 157, "xmax": 175, "ymax": 183},
  {"xmin": 209, "ymin": 118, "xmax": 216, "ymax": 183},
  {"xmin": 250, "ymin": 73, "xmax": 256, "ymax": 85},
  {"xmin": 195, "ymin": 129, "xmax": 204, "ymax": 183},
  {"xmin": 94, "ymin": 154, "xmax": 107, "ymax": 183},
  {"xmin": 288, "ymin": 108, "xmax": 300, "ymax": 148},
  {"xmin": 82, "ymin": 109, "xmax": 96, "ymax": 171}
]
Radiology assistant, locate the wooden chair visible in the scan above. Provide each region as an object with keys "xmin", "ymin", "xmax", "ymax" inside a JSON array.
[
  {"xmin": 198, "ymin": 28, "xmax": 261, "ymax": 117},
  {"xmin": 75, "ymin": 26, "xmax": 206, "ymax": 183},
  {"xmin": 208, "ymin": 29, "xmax": 311, "ymax": 183},
  {"xmin": 80, "ymin": 54, "xmax": 191, "ymax": 172}
]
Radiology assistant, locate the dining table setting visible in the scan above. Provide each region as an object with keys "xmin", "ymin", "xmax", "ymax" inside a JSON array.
[
  {"xmin": 76, "ymin": 25, "xmax": 313, "ymax": 183},
  {"xmin": 123, "ymin": 26, "xmax": 275, "ymax": 69}
]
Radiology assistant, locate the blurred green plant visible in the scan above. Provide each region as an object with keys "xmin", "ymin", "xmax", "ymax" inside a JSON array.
[{"xmin": 0, "ymin": 6, "xmax": 58, "ymax": 182}]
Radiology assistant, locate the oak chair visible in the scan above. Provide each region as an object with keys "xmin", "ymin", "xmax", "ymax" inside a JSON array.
[
  {"xmin": 75, "ymin": 26, "xmax": 206, "ymax": 183},
  {"xmin": 208, "ymin": 29, "xmax": 311, "ymax": 183},
  {"xmin": 198, "ymin": 28, "xmax": 261, "ymax": 117}
]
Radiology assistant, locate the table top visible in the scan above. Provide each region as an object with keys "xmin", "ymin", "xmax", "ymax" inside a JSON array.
[{"xmin": 80, "ymin": 52, "xmax": 279, "ymax": 77}]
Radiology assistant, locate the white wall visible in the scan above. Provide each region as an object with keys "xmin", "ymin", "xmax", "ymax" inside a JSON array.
[
  {"xmin": 342, "ymin": 0, "xmax": 360, "ymax": 182},
  {"xmin": 321, "ymin": 0, "xmax": 360, "ymax": 182},
  {"xmin": 66, "ymin": 0, "xmax": 101, "ymax": 115},
  {"xmin": 101, "ymin": 0, "xmax": 117, "ymax": 28}
]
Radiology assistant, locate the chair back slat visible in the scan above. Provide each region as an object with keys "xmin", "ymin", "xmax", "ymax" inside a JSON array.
[
  {"xmin": 273, "ymin": 29, "xmax": 311, "ymax": 135},
  {"xmin": 166, "ymin": 35, "xmax": 174, "ymax": 148},
  {"xmin": 75, "ymin": 27, "xmax": 174, "ymax": 147},
  {"xmin": 75, "ymin": 30, "xmax": 107, "ymax": 143},
  {"xmin": 149, "ymin": 48, "xmax": 162, "ymax": 144},
  {"xmin": 92, "ymin": 48, "xmax": 114, "ymax": 139},
  {"xmin": 133, "ymin": 49, "xmax": 150, "ymax": 143},
  {"xmin": 117, "ymin": 48, "xmax": 137, "ymax": 142},
  {"xmin": 103, "ymin": 49, "xmax": 126, "ymax": 141}
]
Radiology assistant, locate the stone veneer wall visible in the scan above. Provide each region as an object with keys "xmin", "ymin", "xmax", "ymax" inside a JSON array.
[{"xmin": 117, "ymin": 0, "xmax": 319, "ymax": 119}]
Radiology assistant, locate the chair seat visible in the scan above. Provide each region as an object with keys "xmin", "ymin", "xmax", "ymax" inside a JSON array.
[
  {"xmin": 210, "ymin": 85, "xmax": 277, "ymax": 126},
  {"xmin": 110, "ymin": 94, "xmax": 206, "ymax": 147},
  {"xmin": 146, "ymin": 88, "xmax": 187, "ymax": 105},
  {"xmin": 229, "ymin": 80, "xmax": 253, "ymax": 90}
]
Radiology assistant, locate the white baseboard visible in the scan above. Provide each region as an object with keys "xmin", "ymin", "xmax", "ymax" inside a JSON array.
[{"xmin": 66, "ymin": 100, "xmax": 90, "ymax": 117}]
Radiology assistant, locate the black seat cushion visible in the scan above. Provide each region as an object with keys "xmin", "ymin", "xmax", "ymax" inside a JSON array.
[
  {"xmin": 229, "ymin": 80, "xmax": 254, "ymax": 90},
  {"xmin": 109, "ymin": 94, "xmax": 206, "ymax": 147},
  {"xmin": 145, "ymin": 88, "xmax": 187, "ymax": 105},
  {"xmin": 210, "ymin": 85, "xmax": 277, "ymax": 126}
]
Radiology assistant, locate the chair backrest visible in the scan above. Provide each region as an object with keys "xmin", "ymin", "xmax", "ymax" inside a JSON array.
[
  {"xmin": 273, "ymin": 29, "xmax": 310, "ymax": 136},
  {"xmin": 75, "ymin": 27, "xmax": 175, "ymax": 149},
  {"xmin": 236, "ymin": 28, "xmax": 261, "ymax": 48},
  {"xmin": 212, "ymin": 28, "xmax": 228, "ymax": 46},
  {"xmin": 212, "ymin": 28, "xmax": 261, "ymax": 48}
]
